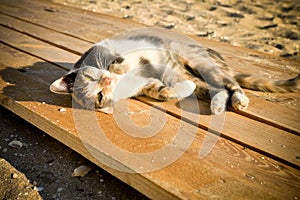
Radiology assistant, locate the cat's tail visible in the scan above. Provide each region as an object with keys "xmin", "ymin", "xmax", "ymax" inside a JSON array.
[{"xmin": 234, "ymin": 74, "xmax": 300, "ymax": 93}]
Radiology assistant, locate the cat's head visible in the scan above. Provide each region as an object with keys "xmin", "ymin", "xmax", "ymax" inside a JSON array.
[{"xmin": 50, "ymin": 66, "xmax": 116, "ymax": 114}]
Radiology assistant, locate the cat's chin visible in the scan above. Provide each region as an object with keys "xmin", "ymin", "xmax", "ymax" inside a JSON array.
[{"xmin": 97, "ymin": 107, "xmax": 114, "ymax": 114}]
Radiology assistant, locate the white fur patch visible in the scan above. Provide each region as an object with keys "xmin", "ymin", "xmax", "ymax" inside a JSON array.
[
  {"xmin": 210, "ymin": 90, "xmax": 229, "ymax": 115},
  {"xmin": 173, "ymin": 80, "xmax": 196, "ymax": 99},
  {"xmin": 231, "ymin": 92, "xmax": 249, "ymax": 110},
  {"xmin": 112, "ymin": 74, "xmax": 150, "ymax": 101}
]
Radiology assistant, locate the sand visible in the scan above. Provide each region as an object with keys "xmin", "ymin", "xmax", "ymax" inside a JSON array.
[{"xmin": 52, "ymin": 0, "xmax": 300, "ymax": 60}]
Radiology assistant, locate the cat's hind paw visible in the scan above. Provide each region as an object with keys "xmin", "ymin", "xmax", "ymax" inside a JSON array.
[
  {"xmin": 210, "ymin": 90, "xmax": 229, "ymax": 114},
  {"xmin": 231, "ymin": 92, "xmax": 249, "ymax": 111}
]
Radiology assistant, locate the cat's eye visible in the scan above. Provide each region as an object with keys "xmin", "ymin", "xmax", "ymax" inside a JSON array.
[
  {"xmin": 85, "ymin": 75, "xmax": 96, "ymax": 82},
  {"xmin": 97, "ymin": 92, "xmax": 103, "ymax": 102}
]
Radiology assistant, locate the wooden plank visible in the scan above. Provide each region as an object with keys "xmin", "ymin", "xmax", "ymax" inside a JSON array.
[
  {"xmin": 0, "ymin": 25, "xmax": 78, "ymax": 69},
  {"xmin": 1, "ymin": 43, "xmax": 299, "ymax": 199},
  {"xmin": 1, "ymin": 24, "xmax": 299, "ymax": 167},
  {"xmin": 1, "ymin": 0, "xmax": 299, "ymax": 135},
  {"xmin": 190, "ymin": 36, "xmax": 300, "ymax": 132},
  {"xmin": 0, "ymin": 13, "xmax": 92, "ymax": 55},
  {"xmin": 1, "ymin": 19, "xmax": 300, "ymax": 169},
  {"xmin": 235, "ymin": 92, "xmax": 300, "ymax": 135},
  {"xmin": 139, "ymin": 96, "xmax": 300, "ymax": 167},
  {"xmin": 0, "ymin": 0, "xmax": 142, "ymax": 42},
  {"xmin": 1, "ymin": 1, "xmax": 299, "ymax": 198},
  {"xmin": 0, "ymin": 46, "xmax": 177, "ymax": 199}
]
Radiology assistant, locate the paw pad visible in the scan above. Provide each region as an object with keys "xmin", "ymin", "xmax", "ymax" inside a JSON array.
[{"xmin": 231, "ymin": 92, "xmax": 249, "ymax": 110}]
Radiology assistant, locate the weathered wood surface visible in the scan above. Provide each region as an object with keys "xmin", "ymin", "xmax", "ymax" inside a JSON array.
[{"xmin": 0, "ymin": 0, "xmax": 299, "ymax": 199}]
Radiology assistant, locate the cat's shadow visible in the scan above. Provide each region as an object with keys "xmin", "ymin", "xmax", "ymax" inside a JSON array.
[
  {"xmin": 0, "ymin": 61, "xmax": 212, "ymax": 115},
  {"xmin": 0, "ymin": 62, "xmax": 73, "ymax": 109},
  {"xmin": 143, "ymin": 97, "xmax": 212, "ymax": 115}
]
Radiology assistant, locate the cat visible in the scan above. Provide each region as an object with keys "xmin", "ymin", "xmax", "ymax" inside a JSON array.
[{"xmin": 50, "ymin": 28, "xmax": 300, "ymax": 114}]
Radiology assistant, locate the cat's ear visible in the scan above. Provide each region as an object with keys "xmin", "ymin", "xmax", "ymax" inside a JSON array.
[
  {"xmin": 50, "ymin": 77, "xmax": 70, "ymax": 94},
  {"xmin": 50, "ymin": 71, "xmax": 77, "ymax": 94},
  {"xmin": 112, "ymin": 56, "xmax": 124, "ymax": 64}
]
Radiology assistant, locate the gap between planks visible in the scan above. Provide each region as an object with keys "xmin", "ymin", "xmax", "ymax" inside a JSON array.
[
  {"xmin": 0, "ymin": 4, "xmax": 299, "ymax": 136},
  {"xmin": 1, "ymin": 46, "xmax": 300, "ymax": 199},
  {"xmin": 0, "ymin": 25, "xmax": 299, "ymax": 168},
  {"xmin": 0, "ymin": 16, "xmax": 298, "ymax": 168}
]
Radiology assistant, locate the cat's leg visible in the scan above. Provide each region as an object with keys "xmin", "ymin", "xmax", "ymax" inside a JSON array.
[
  {"xmin": 210, "ymin": 89, "xmax": 230, "ymax": 114},
  {"xmin": 141, "ymin": 79, "xmax": 195, "ymax": 101},
  {"xmin": 230, "ymin": 89, "xmax": 249, "ymax": 110},
  {"xmin": 211, "ymin": 76, "xmax": 249, "ymax": 111},
  {"xmin": 141, "ymin": 80, "xmax": 174, "ymax": 101},
  {"xmin": 190, "ymin": 76, "xmax": 230, "ymax": 114},
  {"xmin": 221, "ymin": 75, "xmax": 249, "ymax": 110},
  {"xmin": 179, "ymin": 45, "xmax": 249, "ymax": 111},
  {"xmin": 188, "ymin": 63, "xmax": 249, "ymax": 111}
]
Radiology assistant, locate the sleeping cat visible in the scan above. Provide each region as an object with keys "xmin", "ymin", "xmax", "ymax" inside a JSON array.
[{"xmin": 50, "ymin": 28, "xmax": 300, "ymax": 114}]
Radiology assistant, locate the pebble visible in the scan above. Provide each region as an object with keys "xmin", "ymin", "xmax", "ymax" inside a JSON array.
[
  {"xmin": 245, "ymin": 174, "xmax": 255, "ymax": 180},
  {"xmin": 208, "ymin": 6, "xmax": 217, "ymax": 11},
  {"xmin": 284, "ymin": 31, "xmax": 299, "ymax": 40},
  {"xmin": 12, "ymin": 173, "xmax": 18, "ymax": 179},
  {"xmin": 186, "ymin": 16, "xmax": 195, "ymax": 21},
  {"xmin": 274, "ymin": 43, "xmax": 284, "ymax": 50},
  {"xmin": 259, "ymin": 23, "xmax": 277, "ymax": 29},
  {"xmin": 72, "ymin": 165, "xmax": 92, "ymax": 177},
  {"xmin": 220, "ymin": 178, "xmax": 226, "ymax": 183},
  {"xmin": 57, "ymin": 187, "xmax": 64, "ymax": 193},
  {"xmin": 58, "ymin": 108, "xmax": 66, "ymax": 112},
  {"xmin": 281, "ymin": 3, "xmax": 294, "ymax": 11},
  {"xmin": 8, "ymin": 140, "xmax": 23, "ymax": 148},
  {"xmin": 34, "ymin": 186, "xmax": 44, "ymax": 192},
  {"xmin": 217, "ymin": 20, "xmax": 231, "ymax": 26},
  {"xmin": 165, "ymin": 24, "xmax": 175, "ymax": 29},
  {"xmin": 3, "ymin": 148, "xmax": 8, "ymax": 153},
  {"xmin": 123, "ymin": 14, "xmax": 132, "ymax": 19},
  {"xmin": 197, "ymin": 31, "xmax": 214, "ymax": 37},
  {"xmin": 227, "ymin": 12, "xmax": 244, "ymax": 18}
]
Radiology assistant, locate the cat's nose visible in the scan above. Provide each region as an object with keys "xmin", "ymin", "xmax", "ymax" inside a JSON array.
[{"xmin": 103, "ymin": 77, "xmax": 112, "ymax": 85}]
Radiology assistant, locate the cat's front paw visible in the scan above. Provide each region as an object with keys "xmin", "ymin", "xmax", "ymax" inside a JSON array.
[
  {"xmin": 158, "ymin": 87, "xmax": 177, "ymax": 101},
  {"xmin": 210, "ymin": 90, "xmax": 229, "ymax": 114},
  {"xmin": 231, "ymin": 92, "xmax": 249, "ymax": 111}
]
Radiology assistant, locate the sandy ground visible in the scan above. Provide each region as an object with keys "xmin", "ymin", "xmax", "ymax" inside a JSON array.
[
  {"xmin": 1, "ymin": 1, "xmax": 300, "ymax": 199},
  {"xmin": 53, "ymin": 0, "xmax": 300, "ymax": 60},
  {"xmin": 0, "ymin": 107, "xmax": 148, "ymax": 200}
]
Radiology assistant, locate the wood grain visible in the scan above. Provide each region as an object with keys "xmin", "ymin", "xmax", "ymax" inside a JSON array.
[
  {"xmin": 1, "ymin": 0, "xmax": 299, "ymax": 135},
  {"xmin": 1, "ymin": 23, "xmax": 299, "ymax": 167},
  {"xmin": 1, "ymin": 45, "xmax": 299, "ymax": 199},
  {"xmin": 0, "ymin": 0, "xmax": 300, "ymax": 199}
]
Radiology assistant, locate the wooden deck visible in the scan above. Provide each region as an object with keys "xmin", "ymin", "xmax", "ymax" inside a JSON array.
[{"xmin": 0, "ymin": 0, "xmax": 299, "ymax": 199}]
